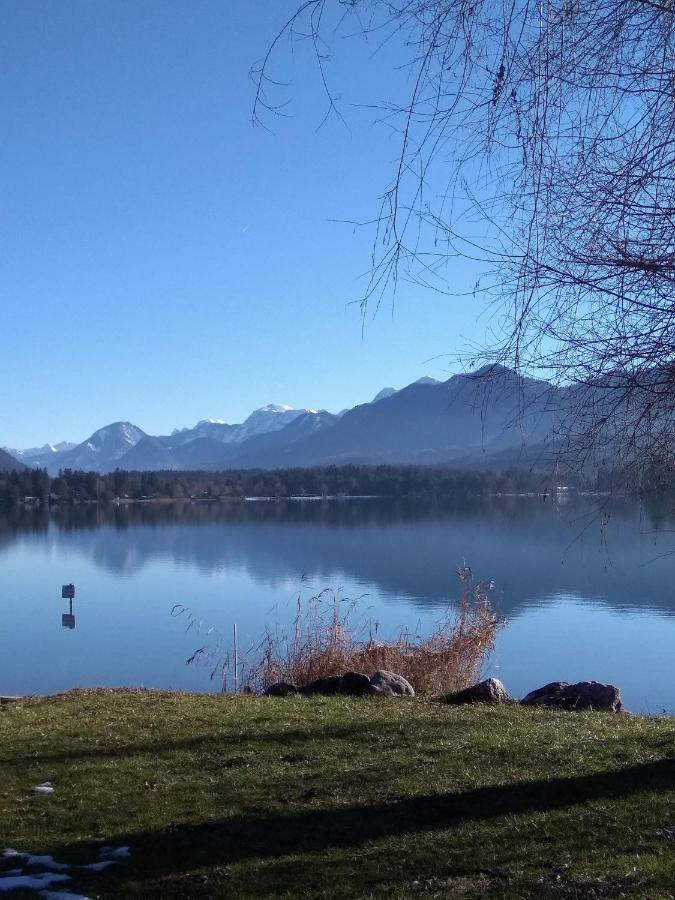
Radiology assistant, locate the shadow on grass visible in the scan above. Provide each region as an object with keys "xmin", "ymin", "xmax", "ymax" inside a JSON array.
[
  {"xmin": 0, "ymin": 723, "xmax": 369, "ymax": 766},
  {"xmin": 49, "ymin": 756, "xmax": 674, "ymax": 893}
]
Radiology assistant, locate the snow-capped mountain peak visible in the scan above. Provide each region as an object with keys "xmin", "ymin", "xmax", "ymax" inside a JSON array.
[
  {"xmin": 237, "ymin": 404, "xmax": 310, "ymax": 441},
  {"xmin": 257, "ymin": 404, "xmax": 294, "ymax": 414},
  {"xmin": 46, "ymin": 422, "xmax": 147, "ymax": 474},
  {"xmin": 373, "ymin": 387, "xmax": 397, "ymax": 402},
  {"xmin": 88, "ymin": 422, "xmax": 145, "ymax": 450},
  {"xmin": 165, "ymin": 405, "xmax": 319, "ymax": 448},
  {"xmin": 1, "ymin": 441, "xmax": 77, "ymax": 464}
]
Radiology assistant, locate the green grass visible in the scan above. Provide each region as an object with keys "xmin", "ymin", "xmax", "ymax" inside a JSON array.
[{"xmin": 1, "ymin": 690, "xmax": 674, "ymax": 898}]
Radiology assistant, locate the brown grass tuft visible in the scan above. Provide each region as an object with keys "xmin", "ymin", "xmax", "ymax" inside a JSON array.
[{"xmin": 243, "ymin": 568, "xmax": 503, "ymax": 695}]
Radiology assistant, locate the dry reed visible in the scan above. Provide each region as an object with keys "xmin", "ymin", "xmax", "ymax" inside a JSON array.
[{"xmin": 243, "ymin": 567, "xmax": 503, "ymax": 695}]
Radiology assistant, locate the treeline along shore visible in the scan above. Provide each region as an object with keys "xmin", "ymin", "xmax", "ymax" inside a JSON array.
[{"xmin": 0, "ymin": 463, "xmax": 626, "ymax": 507}]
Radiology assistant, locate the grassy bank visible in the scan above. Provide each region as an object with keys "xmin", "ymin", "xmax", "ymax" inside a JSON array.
[{"xmin": 1, "ymin": 690, "xmax": 674, "ymax": 898}]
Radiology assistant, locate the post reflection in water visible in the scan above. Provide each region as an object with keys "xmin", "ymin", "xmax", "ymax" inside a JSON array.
[
  {"xmin": 61, "ymin": 582, "xmax": 76, "ymax": 630},
  {"xmin": 61, "ymin": 599, "xmax": 76, "ymax": 630}
]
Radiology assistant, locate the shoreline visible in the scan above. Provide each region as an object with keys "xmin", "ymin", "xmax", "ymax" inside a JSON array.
[
  {"xmin": 3, "ymin": 685, "xmax": 673, "ymax": 719},
  {"xmin": 13, "ymin": 488, "xmax": 618, "ymax": 508}
]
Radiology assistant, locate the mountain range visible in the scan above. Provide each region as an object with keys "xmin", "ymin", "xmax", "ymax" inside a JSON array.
[{"xmin": 1, "ymin": 367, "xmax": 629, "ymax": 474}]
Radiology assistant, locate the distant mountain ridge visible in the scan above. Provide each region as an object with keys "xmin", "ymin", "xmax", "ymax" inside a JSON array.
[
  {"xmin": 5, "ymin": 366, "xmax": 652, "ymax": 475},
  {"xmin": 234, "ymin": 366, "xmax": 559, "ymax": 470},
  {"xmin": 0, "ymin": 367, "xmax": 566, "ymax": 474},
  {"xmin": 3, "ymin": 441, "xmax": 76, "ymax": 465},
  {"xmin": 165, "ymin": 404, "xmax": 313, "ymax": 449}
]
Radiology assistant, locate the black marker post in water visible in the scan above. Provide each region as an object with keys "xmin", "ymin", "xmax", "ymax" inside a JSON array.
[{"xmin": 61, "ymin": 583, "xmax": 76, "ymax": 630}]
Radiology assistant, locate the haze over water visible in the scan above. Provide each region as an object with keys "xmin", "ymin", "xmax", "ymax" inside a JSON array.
[{"xmin": 1, "ymin": 496, "xmax": 673, "ymax": 713}]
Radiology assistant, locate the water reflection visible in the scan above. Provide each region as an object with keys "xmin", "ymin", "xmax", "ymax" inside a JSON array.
[
  {"xmin": 62, "ymin": 600, "xmax": 76, "ymax": 630},
  {"xmin": 1, "ymin": 497, "xmax": 673, "ymax": 618}
]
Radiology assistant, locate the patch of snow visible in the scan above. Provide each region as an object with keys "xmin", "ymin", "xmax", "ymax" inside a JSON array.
[
  {"xmin": 0, "ymin": 844, "xmax": 123, "ymax": 898},
  {"xmin": 98, "ymin": 846, "xmax": 130, "ymax": 859},
  {"xmin": 24, "ymin": 855, "xmax": 69, "ymax": 872},
  {"xmin": 53, "ymin": 442, "xmax": 76, "ymax": 453},
  {"xmin": 3, "ymin": 445, "xmax": 50, "ymax": 459},
  {"xmin": 0, "ymin": 873, "xmax": 70, "ymax": 892},
  {"xmin": 260, "ymin": 404, "xmax": 294, "ymax": 413},
  {"xmin": 31, "ymin": 783, "xmax": 54, "ymax": 795},
  {"xmin": 81, "ymin": 861, "xmax": 116, "ymax": 872},
  {"xmin": 39, "ymin": 893, "xmax": 91, "ymax": 900},
  {"xmin": 31, "ymin": 784, "xmax": 54, "ymax": 795}
]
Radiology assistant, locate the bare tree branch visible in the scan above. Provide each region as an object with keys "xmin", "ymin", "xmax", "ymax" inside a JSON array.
[{"xmin": 256, "ymin": 0, "xmax": 675, "ymax": 485}]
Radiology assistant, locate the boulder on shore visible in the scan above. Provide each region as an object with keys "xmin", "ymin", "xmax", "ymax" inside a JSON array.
[
  {"xmin": 444, "ymin": 677, "xmax": 513, "ymax": 705},
  {"xmin": 300, "ymin": 675, "xmax": 343, "ymax": 696},
  {"xmin": 338, "ymin": 672, "xmax": 372, "ymax": 696},
  {"xmin": 369, "ymin": 670, "xmax": 415, "ymax": 697},
  {"xmin": 520, "ymin": 681, "xmax": 622, "ymax": 711},
  {"xmin": 299, "ymin": 672, "xmax": 374, "ymax": 697},
  {"xmin": 266, "ymin": 670, "xmax": 415, "ymax": 698}
]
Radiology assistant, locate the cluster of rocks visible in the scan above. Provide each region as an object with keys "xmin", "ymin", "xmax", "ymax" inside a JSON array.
[
  {"xmin": 265, "ymin": 669, "xmax": 415, "ymax": 698},
  {"xmin": 265, "ymin": 673, "xmax": 623, "ymax": 712},
  {"xmin": 436, "ymin": 677, "xmax": 621, "ymax": 711}
]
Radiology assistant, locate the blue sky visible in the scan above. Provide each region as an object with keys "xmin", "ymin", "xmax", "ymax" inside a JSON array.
[{"xmin": 2, "ymin": 1, "xmax": 487, "ymax": 448}]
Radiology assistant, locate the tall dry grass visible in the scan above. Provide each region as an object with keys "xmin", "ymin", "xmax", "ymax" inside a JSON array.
[{"xmin": 243, "ymin": 567, "xmax": 503, "ymax": 695}]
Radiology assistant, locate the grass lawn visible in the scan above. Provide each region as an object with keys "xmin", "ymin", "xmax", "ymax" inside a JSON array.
[{"xmin": 1, "ymin": 689, "xmax": 674, "ymax": 898}]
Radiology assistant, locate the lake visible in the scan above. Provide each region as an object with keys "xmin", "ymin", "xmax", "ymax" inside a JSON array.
[{"xmin": 1, "ymin": 496, "xmax": 673, "ymax": 712}]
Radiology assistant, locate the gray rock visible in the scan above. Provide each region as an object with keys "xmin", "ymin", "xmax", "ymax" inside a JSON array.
[
  {"xmin": 444, "ymin": 677, "xmax": 513, "ymax": 705},
  {"xmin": 370, "ymin": 670, "xmax": 415, "ymax": 697},
  {"xmin": 521, "ymin": 680, "xmax": 622, "ymax": 711},
  {"xmin": 265, "ymin": 682, "xmax": 299, "ymax": 697},
  {"xmin": 367, "ymin": 683, "xmax": 396, "ymax": 697}
]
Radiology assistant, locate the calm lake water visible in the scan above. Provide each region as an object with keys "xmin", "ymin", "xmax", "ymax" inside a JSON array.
[{"xmin": 1, "ymin": 496, "xmax": 673, "ymax": 712}]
